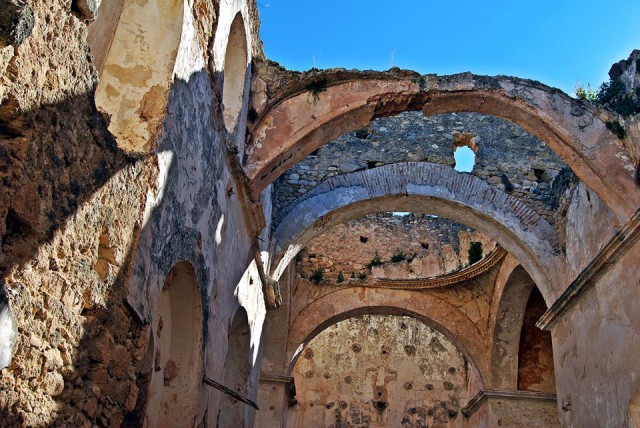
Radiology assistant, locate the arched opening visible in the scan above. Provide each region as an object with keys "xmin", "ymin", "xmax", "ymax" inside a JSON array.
[
  {"xmin": 517, "ymin": 286, "xmax": 556, "ymax": 393},
  {"xmin": 247, "ymin": 76, "xmax": 639, "ymax": 221},
  {"xmin": 490, "ymin": 265, "xmax": 535, "ymax": 389},
  {"xmin": 94, "ymin": 0, "xmax": 184, "ymax": 153},
  {"xmin": 222, "ymin": 13, "xmax": 248, "ymax": 132},
  {"xmin": 271, "ymin": 163, "xmax": 561, "ymax": 302},
  {"xmin": 630, "ymin": 383, "xmax": 640, "ymax": 427},
  {"xmin": 145, "ymin": 262, "xmax": 203, "ymax": 427},
  {"xmin": 218, "ymin": 307, "xmax": 251, "ymax": 427},
  {"xmin": 288, "ymin": 313, "xmax": 475, "ymax": 427}
]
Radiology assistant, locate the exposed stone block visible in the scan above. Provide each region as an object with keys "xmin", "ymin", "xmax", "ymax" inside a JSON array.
[{"xmin": 0, "ymin": 0, "xmax": 33, "ymax": 48}]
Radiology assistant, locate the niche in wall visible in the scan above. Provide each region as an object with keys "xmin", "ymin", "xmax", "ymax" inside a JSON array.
[
  {"xmin": 145, "ymin": 262, "xmax": 203, "ymax": 427},
  {"xmin": 218, "ymin": 307, "xmax": 251, "ymax": 427},
  {"xmin": 221, "ymin": 13, "xmax": 248, "ymax": 132}
]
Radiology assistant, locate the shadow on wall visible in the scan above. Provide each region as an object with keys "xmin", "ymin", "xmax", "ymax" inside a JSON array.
[
  {"xmin": 0, "ymin": 85, "xmax": 145, "ymax": 425},
  {"xmin": 0, "ymin": 65, "xmax": 226, "ymax": 425}
]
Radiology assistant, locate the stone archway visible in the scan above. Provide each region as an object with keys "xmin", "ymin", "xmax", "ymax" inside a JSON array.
[
  {"xmin": 145, "ymin": 261, "xmax": 203, "ymax": 428},
  {"xmin": 247, "ymin": 72, "xmax": 639, "ymax": 222},
  {"xmin": 271, "ymin": 162, "xmax": 562, "ymax": 302},
  {"xmin": 95, "ymin": 0, "xmax": 184, "ymax": 152},
  {"xmin": 517, "ymin": 286, "xmax": 555, "ymax": 393},
  {"xmin": 285, "ymin": 290, "xmax": 487, "ymax": 385}
]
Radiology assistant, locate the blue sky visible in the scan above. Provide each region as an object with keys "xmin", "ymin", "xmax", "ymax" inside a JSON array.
[{"xmin": 258, "ymin": 0, "xmax": 640, "ymax": 95}]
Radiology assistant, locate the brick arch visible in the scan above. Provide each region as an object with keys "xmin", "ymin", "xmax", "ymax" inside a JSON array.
[
  {"xmin": 285, "ymin": 288, "xmax": 486, "ymax": 388},
  {"xmin": 247, "ymin": 73, "xmax": 639, "ymax": 222},
  {"xmin": 271, "ymin": 162, "xmax": 562, "ymax": 302}
]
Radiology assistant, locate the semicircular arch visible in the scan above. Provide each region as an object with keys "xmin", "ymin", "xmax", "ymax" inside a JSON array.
[
  {"xmin": 285, "ymin": 289, "xmax": 486, "ymax": 388},
  {"xmin": 271, "ymin": 162, "xmax": 562, "ymax": 302},
  {"xmin": 248, "ymin": 74, "xmax": 638, "ymax": 222}
]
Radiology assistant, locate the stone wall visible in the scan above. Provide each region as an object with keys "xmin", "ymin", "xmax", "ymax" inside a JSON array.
[
  {"xmin": 272, "ymin": 112, "xmax": 570, "ymax": 227},
  {"xmin": 297, "ymin": 213, "xmax": 496, "ymax": 284},
  {"xmin": 288, "ymin": 314, "xmax": 471, "ymax": 428}
]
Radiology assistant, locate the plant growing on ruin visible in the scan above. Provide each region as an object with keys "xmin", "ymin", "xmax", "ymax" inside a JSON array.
[
  {"xmin": 306, "ymin": 78, "xmax": 328, "ymax": 102},
  {"xmin": 358, "ymin": 272, "xmax": 367, "ymax": 280},
  {"xmin": 310, "ymin": 268, "xmax": 324, "ymax": 284},
  {"xmin": 367, "ymin": 252, "xmax": 383, "ymax": 269},
  {"xmin": 390, "ymin": 249, "xmax": 407, "ymax": 263},
  {"xmin": 575, "ymin": 83, "xmax": 597, "ymax": 101},
  {"xmin": 468, "ymin": 242, "xmax": 483, "ymax": 265},
  {"xmin": 337, "ymin": 271, "xmax": 344, "ymax": 283}
]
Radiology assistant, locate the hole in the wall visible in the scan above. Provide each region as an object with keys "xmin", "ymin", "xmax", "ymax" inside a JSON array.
[
  {"xmin": 452, "ymin": 131, "xmax": 478, "ymax": 173},
  {"xmin": 359, "ymin": 236, "xmax": 369, "ymax": 243},
  {"xmin": 367, "ymin": 161, "xmax": 378, "ymax": 169},
  {"xmin": 533, "ymin": 168, "xmax": 545, "ymax": 182},
  {"xmin": 95, "ymin": 0, "xmax": 183, "ymax": 153},
  {"xmin": 420, "ymin": 242, "xmax": 429, "ymax": 250},
  {"xmin": 374, "ymin": 400, "xmax": 388, "ymax": 411},
  {"xmin": 222, "ymin": 13, "xmax": 248, "ymax": 132},
  {"xmin": 453, "ymin": 146, "xmax": 476, "ymax": 172},
  {"xmin": 354, "ymin": 126, "xmax": 370, "ymax": 139}
]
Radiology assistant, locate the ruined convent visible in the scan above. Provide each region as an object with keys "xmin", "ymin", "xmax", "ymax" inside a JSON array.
[{"xmin": 1, "ymin": 0, "xmax": 639, "ymax": 427}]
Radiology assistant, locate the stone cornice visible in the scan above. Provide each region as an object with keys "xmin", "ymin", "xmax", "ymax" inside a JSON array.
[
  {"xmin": 259, "ymin": 372, "xmax": 295, "ymax": 384},
  {"xmin": 367, "ymin": 246, "xmax": 507, "ymax": 290},
  {"xmin": 461, "ymin": 389, "xmax": 557, "ymax": 417},
  {"xmin": 537, "ymin": 208, "xmax": 640, "ymax": 331}
]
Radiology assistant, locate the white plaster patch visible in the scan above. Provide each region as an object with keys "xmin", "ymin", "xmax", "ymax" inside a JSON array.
[
  {"xmin": 215, "ymin": 214, "xmax": 225, "ymax": 245},
  {"xmin": 142, "ymin": 150, "xmax": 174, "ymax": 229},
  {"xmin": 0, "ymin": 301, "xmax": 16, "ymax": 370}
]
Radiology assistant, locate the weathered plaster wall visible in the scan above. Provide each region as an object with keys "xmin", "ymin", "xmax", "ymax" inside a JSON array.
[
  {"xmin": 485, "ymin": 397, "xmax": 559, "ymax": 428},
  {"xmin": 553, "ymin": 235, "xmax": 640, "ymax": 427},
  {"xmin": 297, "ymin": 213, "xmax": 496, "ymax": 284},
  {"xmin": 289, "ymin": 314, "xmax": 472, "ymax": 428}
]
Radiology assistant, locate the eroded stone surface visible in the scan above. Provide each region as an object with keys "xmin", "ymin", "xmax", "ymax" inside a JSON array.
[{"xmin": 297, "ymin": 213, "xmax": 496, "ymax": 284}]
